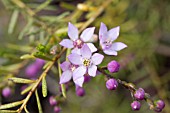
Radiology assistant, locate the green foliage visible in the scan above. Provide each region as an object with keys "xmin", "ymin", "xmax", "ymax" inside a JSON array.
[
  {"xmin": 0, "ymin": 0, "xmax": 170, "ymax": 113},
  {"xmin": 0, "ymin": 100, "xmax": 23, "ymax": 110},
  {"xmin": 42, "ymin": 76, "xmax": 47, "ymax": 97}
]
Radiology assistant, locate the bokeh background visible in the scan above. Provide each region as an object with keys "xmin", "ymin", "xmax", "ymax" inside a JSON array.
[{"xmin": 0, "ymin": 0, "xmax": 170, "ymax": 113}]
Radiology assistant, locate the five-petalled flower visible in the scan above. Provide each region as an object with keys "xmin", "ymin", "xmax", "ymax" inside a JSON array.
[
  {"xmin": 59, "ymin": 22, "xmax": 97, "ymax": 54},
  {"xmin": 99, "ymin": 22, "xmax": 127, "ymax": 55},
  {"xmin": 67, "ymin": 44, "xmax": 104, "ymax": 87},
  {"xmin": 59, "ymin": 61, "xmax": 85, "ymax": 87}
]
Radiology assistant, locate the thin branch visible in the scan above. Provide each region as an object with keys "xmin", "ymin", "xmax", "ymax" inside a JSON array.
[{"xmin": 17, "ymin": 48, "xmax": 66, "ymax": 113}]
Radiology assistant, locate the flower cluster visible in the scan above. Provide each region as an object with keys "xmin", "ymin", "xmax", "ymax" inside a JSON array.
[
  {"xmin": 59, "ymin": 22, "xmax": 126, "ymax": 87},
  {"xmin": 58, "ymin": 22, "xmax": 165, "ymax": 112}
]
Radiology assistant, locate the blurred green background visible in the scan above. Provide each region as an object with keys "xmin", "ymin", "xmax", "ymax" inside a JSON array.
[{"xmin": 0, "ymin": 0, "xmax": 170, "ymax": 113}]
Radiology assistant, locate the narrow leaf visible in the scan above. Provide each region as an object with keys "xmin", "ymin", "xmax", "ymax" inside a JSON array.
[
  {"xmin": 9, "ymin": 77, "xmax": 35, "ymax": 84},
  {"xmin": 35, "ymin": 0, "xmax": 52, "ymax": 13},
  {"xmin": 18, "ymin": 18, "xmax": 33, "ymax": 40},
  {"xmin": 0, "ymin": 100, "xmax": 23, "ymax": 109},
  {"xmin": 21, "ymin": 84, "xmax": 34, "ymax": 95},
  {"xmin": 42, "ymin": 76, "xmax": 47, "ymax": 97},
  {"xmin": 58, "ymin": 59, "xmax": 66, "ymax": 98},
  {"xmin": 35, "ymin": 90, "xmax": 43, "ymax": 113},
  {"xmin": 8, "ymin": 10, "xmax": 19, "ymax": 34},
  {"xmin": 33, "ymin": 52, "xmax": 53, "ymax": 61},
  {"xmin": 24, "ymin": 106, "xmax": 30, "ymax": 113},
  {"xmin": 0, "ymin": 110, "xmax": 17, "ymax": 113},
  {"xmin": 20, "ymin": 54, "xmax": 35, "ymax": 59}
]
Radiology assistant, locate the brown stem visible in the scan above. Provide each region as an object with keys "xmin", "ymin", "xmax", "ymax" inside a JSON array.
[
  {"xmin": 17, "ymin": 48, "xmax": 66, "ymax": 113},
  {"xmin": 98, "ymin": 67, "xmax": 157, "ymax": 111}
]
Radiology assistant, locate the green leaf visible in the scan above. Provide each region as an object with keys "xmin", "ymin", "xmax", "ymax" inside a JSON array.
[
  {"xmin": 18, "ymin": 18, "xmax": 33, "ymax": 40},
  {"xmin": 36, "ymin": 44, "xmax": 47, "ymax": 53},
  {"xmin": 33, "ymin": 52, "xmax": 52, "ymax": 61},
  {"xmin": 35, "ymin": 0, "xmax": 52, "ymax": 13},
  {"xmin": 9, "ymin": 77, "xmax": 36, "ymax": 84},
  {"xmin": 0, "ymin": 63, "xmax": 23, "ymax": 73},
  {"xmin": 24, "ymin": 106, "xmax": 30, "ymax": 113},
  {"xmin": 58, "ymin": 59, "xmax": 66, "ymax": 98},
  {"xmin": 35, "ymin": 90, "xmax": 43, "ymax": 113},
  {"xmin": 42, "ymin": 76, "xmax": 47, "ymax": 97},
  {"xmin": 43, "ymin": 61, "xmax": 52, "ymax": 69},
  {"xmin": 0, "ymin": 100, "xmax": 23, "ymax": 109},
  {"xmin": 20, "ymin": 54, "xmax": 35, "ymax": 59},
  {"xmin": 21, "ymin": 84, "xmax": 34, "ymax": 95},
  {"xmin": 8, "ymin": 10, "xmax": 19, "ymax": 34},
  {"xmin": 0, "ymin": 110, "xmax": 17, "ymax": 113}
]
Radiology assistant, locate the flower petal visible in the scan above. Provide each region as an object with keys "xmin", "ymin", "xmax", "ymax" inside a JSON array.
[
  {"xmin": 59, "ymin": 70, "xmax": 72, "ymax": 84},
  {"xmin": 80, "ymin": 27, "xmax": 95, "ymax": 42},
  {"xmin": 60, "ymin": 61, "xmax": 71, "ymax": 71},
  {"xmin": 73, "ymin": 76, "xmax": 84, "ymax": 87},
  {"xmin": 92, "ymin": 53, "xmax": 104, "ymax": 65},
  {"xmin": 80, "ymin": 44, "xmax": 92, "ymax": 59},
  {"xmin": 59, "ymin": 39, "xmax": 74, "ymax": 48},
  {"xmin": 111, "ymin": 42, "xmax": 127, "ymax": 51},
  {"xmin": 68, "ymin": 53, "xmax": 82, "ymax": 65},
  {"xmin": 73, "ymin": 66, "xmax": 86, "ymax": 80},
  {"xmin": 87, "ymin": 43, "xmax": 97, "ymax": 53},
  {"xmin": 88, "ymin": 65, "xmax": 97, "ymax": 77},
  {"xmin": 68, "ymin": 22, "xmax": 79, "ymax": 41},
  {"xmin": 99, "ymin": 22, "xmax": 108, "ymax": 40},
  {"xmin": 103, "ymin": 49, "xmax": 118, "ymax": 56},
  {"xmin": 108, "ymin": 26, "xmax": 120, "ymax": 41},
  {"xmin": 71, "ymin": 48, "xmax": 81, "ymax": 55}
]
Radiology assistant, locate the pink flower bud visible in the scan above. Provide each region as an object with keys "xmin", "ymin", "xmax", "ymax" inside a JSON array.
[
  {"xmin": 134, "ymin": 88, "xmax": 145, "ymax": 100},
  {"xmin": 131, "ymin": 101, "xmax": 141, "ymax": 110},
  {"xmin": 106, "ymin": 78, "xmax": 118, "ymax": 90},
  {"xmin": 76, "ymin": 86, "xmax": 85, "ymax": 97},
  {"xmin": 107, "ymin": 60, "xmax": 120, "ymax": 73},
  {"xmin": 2, "ymin": 87, "xmax": 11, "ymax": 98},
  {"xmin": 54, "ymin": 106, "xmax": 61, "ymax": 113},
  {"xmin": 49, "ymin": 96, "xmax": 57, "ymax": 106}
]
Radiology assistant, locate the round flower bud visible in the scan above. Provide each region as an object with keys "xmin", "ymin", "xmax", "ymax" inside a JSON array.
[
  {"xmin": 107, "ymin": 60, "xmax": 120, "ymax": 73},
  {"xmin": 155, "ymin": 100, "xmax": 165, "ymax": 112},
  {"xmin": 49, "ymin": 96, "xmax": 57, "ymax": 106},
  {"xmin": 76, "ymin": 86, "xmax": 85, "ymax": 97},
  {"xmin": 106, "ymin": 78, "xmax": 118, "ymax": 90},
  {"xmin": 131, "ymin": 101, "xmax": 141, "ymax": 111},
  {"xmin": 54, "ymin": 106, "xmax": 61, "ymax": 113},
  {"xmin": 84, "ymin": 75, "xmax": 91, "ymax": 83},
  {"xmin": 134, "ymin": 88, "xmax": 145, "ymax": 100},
  {"xmin": 2, "ymin": 87, "xmax": 11, "ymax": 98}
]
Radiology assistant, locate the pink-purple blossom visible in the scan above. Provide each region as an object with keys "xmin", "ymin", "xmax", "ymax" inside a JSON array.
[
  {"xmin": 99, "ymin": 22, "xmax": 127, "ymax": 55},
  {"xmin": 67, "ymin": 44, "xmax": 104, "ymax": 87},
  {"xmin": 59, "ymin": 22, "xmax": 97, "ymax": 54},
  {"xmin": 59, "ymin": 61, "xmax": 84, "ymax": 87}
]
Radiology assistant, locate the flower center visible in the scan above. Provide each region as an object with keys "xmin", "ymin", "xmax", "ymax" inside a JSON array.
[
  {"xmin": 73, "ymin": 39, "xmax": 84, "ymax": 48},
  {"xmin": 103, "ymin": 40, "xmax": 112, "ymax": 49},
  {"xmin": 83, "ymin": 58, "xmax": 91, "ymax": 67},
  {"xmin": 69, "ymin": 65, "xmax": 76, "ymax": 72}
]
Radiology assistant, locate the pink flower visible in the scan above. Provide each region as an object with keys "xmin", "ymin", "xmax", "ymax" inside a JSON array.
[
  {"xmin": 59, "ymin": 22, "xmax": 97, "ymax": 54},
  {"xmin": 67, "ymin": 44, "xmax": 104, "ymax": 87},
  {"xmin": 99, "ymin": 22, "xmax": 127, "ymax": 55}
]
